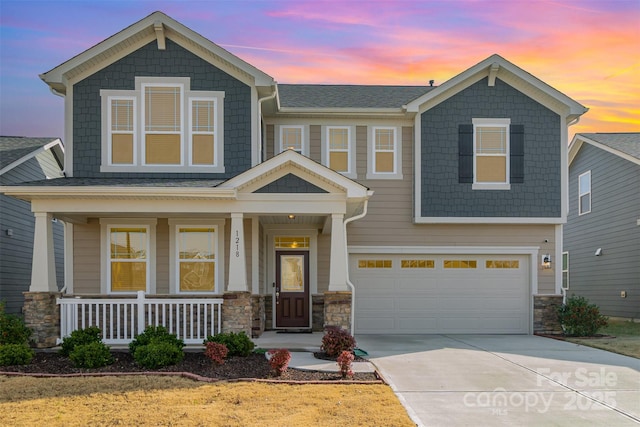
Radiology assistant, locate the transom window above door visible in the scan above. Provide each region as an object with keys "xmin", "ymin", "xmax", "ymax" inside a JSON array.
[
  {"xmin": 101, "ymin": 77, "xmax": 225, "ymax": 173},
  {"xmin": 275, "ymin": 236, "xmax": 310, "ymax": 249}
]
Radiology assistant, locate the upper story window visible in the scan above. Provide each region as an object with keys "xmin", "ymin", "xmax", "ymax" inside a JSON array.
[
  {"xmin": 473, "ymin": 118, "xmax": 510, "ymax": 190},
  {"xmin": 367, "ymin": 126, "xmax": 402, "ymax": 180},
  {"xmin": 101, "ymin": 77, "xmax": 224, "ymax": 173},
  {"xmin": 578, "ymin": 171, "xmax": 591, "ymax": 215},
  {"xmin": 276, "ymin": 125, "xmax": 308, "ymax": 156},
  {"xmin": 322, "ymin": 126, "xmax": 356, "ymax": 178}
]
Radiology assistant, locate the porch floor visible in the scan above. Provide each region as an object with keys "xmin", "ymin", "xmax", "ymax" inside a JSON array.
[{"xmin": 253, "ymin": 331, "xmax": 323, "ymax": 352}]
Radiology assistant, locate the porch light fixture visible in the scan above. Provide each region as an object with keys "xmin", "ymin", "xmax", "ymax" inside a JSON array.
[
  {"xmin": 542, "ymin": 254, "xmax": 552, "ymax": 269},
  {"xmin": 288, "ymin": 214, "xmax": 296, "ymax": 220}
]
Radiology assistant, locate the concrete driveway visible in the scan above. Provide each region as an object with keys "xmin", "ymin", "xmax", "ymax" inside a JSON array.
[{"xmin": 355, "ymin": 335, "xmax": 640, "ymax": 426}]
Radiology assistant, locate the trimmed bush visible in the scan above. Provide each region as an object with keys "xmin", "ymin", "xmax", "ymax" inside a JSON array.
[
  {"xmin": 204, "ymin": 332, "xmax": 254, "ymax": 357},
  {"xmin": 60, "ymin": 326, "xmax": 102, "ymax": 356},
  {"xmin": 0, "ymin": 343, "xmax": 34, "ymax": 366},
  {"xmin": 337, "ymin": 350, "xmax": 354, "ymax": 379},
  {"xmin": 558, "ymin": 295, "xmax": 608, "ymax": 337},
  {"xmin": 0, "ymin": 302, "xmax": 32, "ymax": 345},
  {"xmin": 69, "ymin": 341, "xmax": 114, "ymax": 368},
  {"xmin": 321, "ymin": 326, "xmax": 356, "ymax": 357},
  {"xmin": 133, "ymin": 341, "xmax": 184, "ymax": 369},
  {"xmin": 129, "ymin": 326, "xmax": 185, "ymax": 355},
  {"xmin": 267, "ymin": 348, "xmax": 291, "ymax": 376},
  {"xmin": 204, "ymin": 342, "xmax": 229, "ymax": 365}
]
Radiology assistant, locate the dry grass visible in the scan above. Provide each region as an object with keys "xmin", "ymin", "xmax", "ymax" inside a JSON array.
[
  {"xmin": 567, "ymin": 319, "xmax": 640, "ymax": 359},
  {"xmin": 0, "ymin": 375, "xmax": 415, "ymax": 426}
]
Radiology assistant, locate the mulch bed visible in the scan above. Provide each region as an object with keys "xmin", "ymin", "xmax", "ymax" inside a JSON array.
[{"xmin": 0, "ymin": 351, "xmax": 380, "ymax": 383}]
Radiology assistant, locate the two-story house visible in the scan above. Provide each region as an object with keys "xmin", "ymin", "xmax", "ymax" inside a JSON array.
[
  {"xmin": 565, "ymin": 133, "xmax": 640, "ymax": 320},
  {"xmin": 1, "ymin": 12, "xmax": 587, "ymax": 347}
]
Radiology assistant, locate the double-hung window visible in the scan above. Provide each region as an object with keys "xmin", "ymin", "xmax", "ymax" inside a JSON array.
[
  {"xmin": 100, "ymin": 219, "xmax": 157, "ymax": 294},
  {"xmin": 367, "ymin": 126, "xmax": 402, "ymax": 179},
  {"xmin": 473, "ymin": 118, "xmax": 510, "ymax": 190},
  {"xmin": 169, "ymin": 219, "xmax": 224, "ymax": 294},
  {"xmin": 322, "ymin": 126, "xmax": 355, "ymax": 178},
  {"xmin": 101, "ymin": 77, "xmax": 224, "ymax": 172},
  {"xmin": 578, "ymin": 171, "xmax": 591, "ymax": 215},
  {"xmin": 276, "ymin": 125, "xmax": 308, "ymax": 156}
]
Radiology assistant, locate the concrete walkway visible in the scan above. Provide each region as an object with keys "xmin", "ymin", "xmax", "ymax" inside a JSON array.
[
  {"xmin": 355, "ymin": 334, "xmax": 640, "ymax": 427},
  {"xmin": 254, "ymin": 332, "xmax": 640, "ymax": 425}
]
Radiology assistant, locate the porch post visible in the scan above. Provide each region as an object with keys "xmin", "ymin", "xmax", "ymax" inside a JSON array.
[
  {"xmin": 328, "ymin": 213, "xmax": 348, "ymax": 291},
  {"xmin": 30, "ymin": 212, "xmax": 57, "ymax": 292},
  {"xmin": 227, "ymin": 213, "xmax": 248, "ymax": 292}
]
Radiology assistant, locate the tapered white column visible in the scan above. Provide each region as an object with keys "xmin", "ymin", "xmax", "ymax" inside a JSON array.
[
  {"xmin": 328, "ymin": 213, "xmax": 348, "ymax": 291},
  {"xmin": 227, "ymin": 213, "xmax": 248, "ymax": 292},
  {"xmin": 30, "ymin": 212, "xmax": 57, "ymax": 292}
]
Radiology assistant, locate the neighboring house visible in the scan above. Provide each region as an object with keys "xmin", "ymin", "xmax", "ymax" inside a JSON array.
[
  {"xmin": 0, "ymin": 137, "xmax": 65, "ymax": 314},
  {"xmin": 565, "ymin": 133, "xmax": 640, "ymax": 319},
  {"xmin": 0, "ymin": 12, "xmax": 587, "ymax": 347}
]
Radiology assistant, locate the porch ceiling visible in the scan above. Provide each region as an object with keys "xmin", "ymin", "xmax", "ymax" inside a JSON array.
[{"xmin": 259, "ymin": 215, "xmax": 326, "ymax": 226}]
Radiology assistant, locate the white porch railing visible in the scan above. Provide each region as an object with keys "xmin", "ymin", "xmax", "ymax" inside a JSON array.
[{"xmin": 58, "ymin": 291, "xmax": 224, "ymax": 345}]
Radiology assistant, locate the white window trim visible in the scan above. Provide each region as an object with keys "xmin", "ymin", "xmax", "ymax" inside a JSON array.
[
  {"xmin": 168, "ymin": 219, "xmax": 225, "ymax": 294},
  {"xmin": 100, "ymin": 77, "xmax": 225, "ymax": 173},
  {"xmin": 99, "ymin": 218, "xmax": 157, "ymax": 294},
  {"xmin": 562, "ymin": 251, "xmax": 569, "ymax": 290},
  {"xmin": 321, "ymin": 125, "xmax": 356, "ymax": 179},
  {"xmin": 472, "ymin": 118, "xmax": 510, "ymax": 190},
  {"xmin": 578, "ymin": 170, "xmax": 591, "ymax": 215},
  {"xmin": 275, "ymin": 125, "xmax": 309, "ymax": 157},
  {"xmin": 188, "ymin": 93, "xmax": 225, "ymax": 169},
  {"xmin": 105, "ymin": 94, "xmax": 137, "ymax": 166},
  {"xmin": 366, "ymin": 126, "xmax": 403, "ymax": 180}
]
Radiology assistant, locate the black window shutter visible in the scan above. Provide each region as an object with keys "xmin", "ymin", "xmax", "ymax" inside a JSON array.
[
  {"xmin": 458, "ymin": 124, "xmax": 473, "ymax": 183},
  {"xmin": 510, "ymin": 125, "xmax": 524, "ymax": 183}
]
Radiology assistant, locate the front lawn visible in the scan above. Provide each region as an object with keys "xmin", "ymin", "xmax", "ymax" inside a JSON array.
[
  {"xmin": 0, "ymin": 375, "xmax": 415, "ymax": 426},
  {"xmin": 566, "ymin": 319, "xmax": 640, "ymax": 359}
]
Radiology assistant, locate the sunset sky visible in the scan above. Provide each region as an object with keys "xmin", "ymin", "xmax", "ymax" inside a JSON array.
[{"xmin": 1, "ymin": 0, "xmax": 638, "ymax": 139}]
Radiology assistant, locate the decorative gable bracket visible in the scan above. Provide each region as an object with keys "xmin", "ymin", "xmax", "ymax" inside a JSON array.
[
  {"xmin": 154, "ymin": 21, "xmax": 166, "ymax": 50},
  {"xmin": 488, "ymin": 63, "xmax": 500, "ymax": 86}
]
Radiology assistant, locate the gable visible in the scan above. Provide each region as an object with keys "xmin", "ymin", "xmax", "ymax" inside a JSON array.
[{"xmin": 254, "ymin": 173, "xmax": 328, "ymax": 194}]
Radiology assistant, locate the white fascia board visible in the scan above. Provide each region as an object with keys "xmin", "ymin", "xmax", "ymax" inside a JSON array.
[
  {"xmin": 0, "ymin": 138, "xmax": 63, "ymax": 176},
  {"xmin": 0, "ymin": 185, "xmax": 236, "ymax": 201},
  {"xmin": 406, "ymin": 54, "xmax": 587, "ymax": 118},
  {"xmin": 348, "ymin": 245, "xmax": 540, "ymax": 255},
  {"xmin": 276, "ymin": 107, "xmax": 408, "ymax": 118},
  {"xmin": 413, "ymin": 216, "xmax": 565, "ymax": 224},
  {"xmin": 40, "ymin": 11, "xmax": 274, "ymax": 90},
  {"xmin": 569, "ymin": 134, "xmax": 640, "ymax": 166}
]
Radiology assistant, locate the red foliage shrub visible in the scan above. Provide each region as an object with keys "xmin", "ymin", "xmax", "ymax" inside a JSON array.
[
  {"xmin": 204, "ymin": 342, "xmax": 228, "ymax": 365},
  {"xmin": 267, "ymin": 348, "xmax": 291, "ymax": 376},
  {"xmin": 321, "ymin": 326, "xmax": 356, "ymax": 357},
  {"xmin": 337, "ymin": 350, "xmax": 354, "ymax": 379}
]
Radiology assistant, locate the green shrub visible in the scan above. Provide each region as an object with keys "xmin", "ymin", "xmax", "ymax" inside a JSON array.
[
  {"xmin": 204, "ymin": 332, "xmax": 254, "ymax": 357},
  {"xmin": 0, "ymin": 343, "xmax": 34, "ymax": 366},
  {"xmin": 129, "ymin": 326, "xmax": 184, "ymax": 355},
  {"xmin": 0, "ymin": 302, "xmax": 32, "ymax": 345},
  {"xmin": 60, "ymin": 326, "xmax": 102, "ymax": 356},
  {"xmin": 69, "ymin": 341, "xmax": 114, "ymax": 368},
  {"xmin": 558, "ymin": 295, "xmax": 608, "ymax": 337},
  {"xmin": 133, "ymin": 341, "xmax": 184, "ymax": 369},
  {"xmin": 321, "ymin": 326, "xmax": 356, "ymax": 357}
]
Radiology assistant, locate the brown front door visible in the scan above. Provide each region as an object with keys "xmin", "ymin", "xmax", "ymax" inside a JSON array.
[{"xmin": 275, "ymin": 250, "xmax": 310, "ymax": 328}]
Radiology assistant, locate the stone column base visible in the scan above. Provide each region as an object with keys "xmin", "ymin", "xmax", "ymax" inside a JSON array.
[
  {"xmin": 22, "ymin": 291, "xmax": 61, "ymax": 348},
  {"xmin": 534, "ymin": 294, "xmax": 563, "ymax": 334},
  {"xmin": 222, "ymin": 292, "xmax": 252, "ymax": 335},
  {"xmin": 251, "ymin": 295, "xmax": 265, "ymax": 338},
  {"xmin": 264, "ymin": 295, "xmax": 273, "ymax": 330},
  {"xmin": 312, "ymin": 294, "xmax": 325, "ymax": 332},
  {"xmin": 323, "ymin": 291, "xmax": 352, "ymax": 333}
]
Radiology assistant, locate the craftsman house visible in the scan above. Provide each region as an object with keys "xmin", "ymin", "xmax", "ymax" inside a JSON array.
[
  {"xmin": 564, "ymin": 133, "xmax": 640, "ymax": 319},
  {"xmin": 0, "ymin": 12, "xmax": 587, "ymax": 347}
]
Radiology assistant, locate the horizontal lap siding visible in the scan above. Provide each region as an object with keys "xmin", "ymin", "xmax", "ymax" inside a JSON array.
[{"xmin": 565, "ymin": 144, "xmax": 640, "ymax": 318}]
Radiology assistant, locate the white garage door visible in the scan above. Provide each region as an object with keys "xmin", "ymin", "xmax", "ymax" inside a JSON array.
[{"xmin": 351, "ymin": 254, "xmax": 530, "ymax": 334}]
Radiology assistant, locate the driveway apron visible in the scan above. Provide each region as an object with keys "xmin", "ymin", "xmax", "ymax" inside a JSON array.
[{"xmin": 355, "ymin": 335, "xmax": 640, "ymax": 427}]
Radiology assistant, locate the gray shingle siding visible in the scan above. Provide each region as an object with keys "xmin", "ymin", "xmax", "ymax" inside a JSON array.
[
  {"xmin": 73, "ymin": 39, "xmax": 251, "ymax": 178},
  {"xmin": 255, "ymin": 173, "xmax": 328, "ymax": 193},
  {"xmin": 0, "ymin": 158, "xmax": 64, "ymax": 315},
  {"xmin": 420, "ymin": 77, "xmax": 561, "ymax": 217},
  {"xmin": 564, "ymin": 143, "xmax": 640, "ymax": 318}
]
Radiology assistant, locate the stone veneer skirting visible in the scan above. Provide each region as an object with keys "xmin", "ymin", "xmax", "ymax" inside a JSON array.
[
  {"xmin": 323, "ymin": 291, "xmax": 352, "ymax": 333},
  {"xmin": 251, "ymin": 295, "xmax": 265, "ymax": 338},
  {"xmin": 533, "ymin": 294, "xmax": 563, "ymax": 334},
  {"xmin": 222, "ymin": 292, "xmax": 252, "ymax": 336},
  {"xmin": 312, "ymin": 294, "xmax": 324, "ymax": 332},
  {"xmin": 23, "ymin": 292, "xmax": 61, "ymax": 348}
]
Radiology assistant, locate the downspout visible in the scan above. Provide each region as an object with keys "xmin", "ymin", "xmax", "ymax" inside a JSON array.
[
  {"xmin": 257, "ymin": 86, "xmax": 277, "ymax": 164},
  {"xmin": 343, "ymin": 199, "xmax": 369, "ymax": 338}
]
